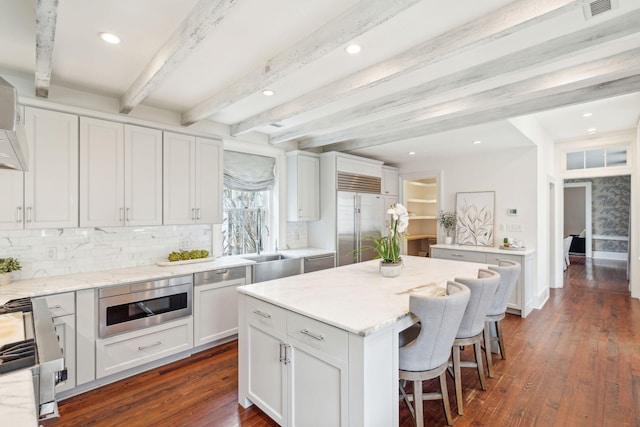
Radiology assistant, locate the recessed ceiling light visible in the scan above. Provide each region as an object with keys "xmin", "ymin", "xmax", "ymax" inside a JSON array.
[
  {"xmin": 262, "ymin": 89, "xmax": 274, "ymax": 96},
  {"xmin": 587, "ymin": 128, "xmax": 597, "ymax": 135},
  {"xmin": 346, "ymin": 44, "xmax": 361, "ymax": 55},
  {"xmin": 408, "ymin": 151, "xmax": 416, "ymax": 155},
  {"xmin": 99, "ymin": 32, "xmax": 120, "ymax": 44},
  {"xmin": 472, "ymin": 140, "xmax": 482, "ymax": 145},
  {"xmin": 582, "ymin": 112, "xmax": 593, "ymax": 118}
]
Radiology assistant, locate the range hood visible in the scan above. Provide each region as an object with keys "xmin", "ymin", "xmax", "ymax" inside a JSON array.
[{"xmin": 0, "ymin": 76, "xmax": 29, "ymax": 171}]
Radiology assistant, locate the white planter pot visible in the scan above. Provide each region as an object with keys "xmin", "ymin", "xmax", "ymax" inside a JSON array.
[
  {"xmin": 379, "ymin": 259, "xmax": 403, "ymax": 278},
  {"xmin": 445, "ymin": 236, "xmax": 453, "ymax": 245},
  {"xmin": 0, "ymin": 273, "xmax": 10, "ymax": 286}
]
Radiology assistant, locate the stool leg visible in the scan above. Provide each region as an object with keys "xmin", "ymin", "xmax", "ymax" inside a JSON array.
[
  {"xmin": 452, "ymin": 345, "xmax": 463, "ymax": 415},
  {"xmin": 440, "ymin": 371, "xmax": 453, "ymax": 425},
  {"xmin": 414, "ymin": 380, "xmax": 424, "ymax": 427},
  {"xmin": 484, "ymin": 321, "xmax": 494, "ymax": 378},
  {"xmin": 474, "ymin": 340, "xmax": 487, "ymax": 390},
  {"xmin": 496, "ymin": 319, "xmax": 506, "ymax": 359}
]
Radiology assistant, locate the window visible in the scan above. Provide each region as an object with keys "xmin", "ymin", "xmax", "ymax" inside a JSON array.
[
  {"xmin": 222, "ymin": 151, "xmax": 275, "ymax": 256},
  {"xmin": 565, "ymin": 146, "xmax": 627, "ymax": 171}
]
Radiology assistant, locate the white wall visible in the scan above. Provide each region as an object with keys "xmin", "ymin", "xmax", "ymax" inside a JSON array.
[{"xmin": 564, "ymin": 186, "xmax": 586, "ymax": 235}]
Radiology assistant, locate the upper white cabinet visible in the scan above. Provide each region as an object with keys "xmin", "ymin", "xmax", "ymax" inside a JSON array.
[
  {"xmin": 381, "ymin": 166, "xmax": 399, "ymax": 196},
  {"xmin": 0, "ymin": 108, "xmax": 79, "ymax": 230},
  {"xmin": 80, "ymin": 118, "xmax": 162, "ymax": 227},
  {"xmin": 163, "ymin": 132, "xmax": 222, "ymax": 225},
  {"xmin": 287, "ymin": 151, "xmax": 319, "ymax": 221}
]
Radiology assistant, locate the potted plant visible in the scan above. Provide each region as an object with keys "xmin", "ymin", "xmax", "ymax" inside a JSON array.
[
  {"xmin": 437, "ymin": 211, "xmax": 457, "ymax": 244},
  {"xmin": 365, "ymin": 203, "xmax": 409, "ymax": 277},
  {"xmin": 0, "ymin": 257, "xmax": 21, "ymax": 286}
]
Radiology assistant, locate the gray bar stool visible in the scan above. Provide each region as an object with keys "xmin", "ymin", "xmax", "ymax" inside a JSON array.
[
  {"xmin": 484, "ymin": 259, "xmax": 521, "ymax": 377},
  {"xmin": 450, "ymin": 269, "xmax": 500, "ymax": 416},
  {"xmin": 399, "ymin": 281, "xmax": 471, "ymax": 426}
]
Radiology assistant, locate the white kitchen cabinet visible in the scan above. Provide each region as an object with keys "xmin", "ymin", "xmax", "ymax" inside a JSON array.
[
  {"xmin": 35, "ymin": 292, "xmax": 76, "ymax": 393},
  {"xmin": 381, "ymin": 166, "xmax": 399, "ymax": 196},
  {"xmin": 0, "ymin": 108, "xmax": 79, "ymax": 230},
  {"xmin": 287, "ymin": 151, "xmax": 319, "ymax": 221},
  {"xmin": 96, "ymin": 317, "xmax": 193, "ymax": 379},
  {"xmin": 0, "ymin": 170, "xmax": 24, "ymax": 230},
  {"xmin": 430, "ymin": 245, "xmax": 535, "ymax": 317},
  {"xmin": 194, "ymin": 266, "xmax": 247, "ymax": 347},
  {"xmin": 163, "ymin": 132, "xmax": 222, "ymax": 225},
  {"xmin": 245, "ymin": 296, "xmax": 348, "ymax": 427},
  {"xmin": 80, "ymin": 118, "xmax": 162, "ymax": 227}
]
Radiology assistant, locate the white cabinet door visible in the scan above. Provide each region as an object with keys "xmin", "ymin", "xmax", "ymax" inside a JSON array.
[
  {"xmin": 194, "ymin": 278, "xmax": 245, "ymax": 347},
  {"xmin": 80, "ymin": 117, "xmax": 125, "ymax": 227},
  {"xmin": 288, "ymin": 342, "xmax": 348, "ymax": 427},
  {"xmin": 53, "ymin": 314, "xmax": 76, "ymax": 393},
  {"xmin": 381, "ymin": 166, "xmax": 399, "ymax": 196},
  {"xmin": 287, "ymin": 151, "xmax": 320, "ymax": 221},
  {"xmin": 24, "ymin": 107, "xmax": 79, "ymax": 228},
  {"xmin": 194, "ymin": 137, "xmax": 222, "ymax": 224},
  {"xmin": 124, "ymin": 125, "xmax": 163, "ymax": 226},
  {"xmin": 0, "ymin": 170, "xmax": 24, "ymax": 230},
  {"xmin": 163, "ymin": 132, "xmax": 196, "ymax": 224}
]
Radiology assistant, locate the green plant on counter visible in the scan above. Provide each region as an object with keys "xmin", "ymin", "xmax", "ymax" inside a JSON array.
[
  {"xmin": 0, "ymin": 257, "xmax": 22, "ymax": 274},
  {"xmin": 436, "ymin": 211, "xmax": 457, "ymax": 237},
  {"xmin": 167, "ymin": 249, "xmax": 209, "ymax": 262}
]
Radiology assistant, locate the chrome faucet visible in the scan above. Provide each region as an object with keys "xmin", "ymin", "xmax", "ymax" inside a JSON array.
[{"xmin": 256, "ymin": 208, "xmax": 269, "ymax": 255}]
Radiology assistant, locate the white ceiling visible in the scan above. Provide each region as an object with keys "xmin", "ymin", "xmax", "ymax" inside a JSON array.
[{"xmin": 0, "ymin": 0, "xmax": 639, "ymax": 167}]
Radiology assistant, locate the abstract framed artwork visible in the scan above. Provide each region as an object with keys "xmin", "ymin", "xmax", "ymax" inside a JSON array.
[{"xmin": 456, "ymin": 191, "xmax": 495, "ymax": 246}]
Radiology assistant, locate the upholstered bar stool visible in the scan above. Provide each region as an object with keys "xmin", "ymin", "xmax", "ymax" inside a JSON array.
[
  {"xmin": 399, "ymin": 281, "xmax": 471, "ymax": 426},
  {"xmin": 484, "ymin": 260, "xmax": 521, "ymax": 377},
  {"xmin": 450, "ymin": 269, "xmax": 500, "ymax": 416}
]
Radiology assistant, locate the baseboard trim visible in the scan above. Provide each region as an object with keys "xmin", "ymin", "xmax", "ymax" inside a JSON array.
[{"xmin": 593, "ymin": 251, "xmax": 628, "ymax": 261}]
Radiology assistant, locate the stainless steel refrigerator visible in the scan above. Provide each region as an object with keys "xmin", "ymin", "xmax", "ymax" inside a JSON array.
[{"xmin": 337, "ymin": 191, "xmax": 382, "ymax": 266}]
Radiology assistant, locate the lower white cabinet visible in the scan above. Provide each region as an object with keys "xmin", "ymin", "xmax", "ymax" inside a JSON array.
[
  {"xmin": 246, "ymin": 296, "xmax": 348, "ymax": 426},
  {"xmin": 430, "ymin": 245, "xmax": 535, "ymax": 317},
  {"xmin": 194, "ymin": 266, "xmax": 248, "ymax": 347},
  {"xmin": 95, "ymin": 317, "xmax": 193, "ymax": 379},
  {"xmin": 35, "ymin": 292, "xmax": 76, "ymax": 393}
]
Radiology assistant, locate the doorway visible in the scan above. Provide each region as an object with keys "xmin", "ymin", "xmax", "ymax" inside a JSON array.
[{"xmin": 563, "ymin": 182, "xmax": 592, "ymax": 259}]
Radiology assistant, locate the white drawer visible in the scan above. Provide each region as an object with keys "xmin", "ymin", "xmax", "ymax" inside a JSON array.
[
  {"xmin": 432, "ymin": 248, "xmax": 486, "ymax": 263},
  {"xmin": 485, "ymin": 252, "xmax": 522, "ymax": 265},
  {"xmin": 246, "ymin": 296, "xmax": 286, "ymax": 334},
  {"xmin": 287, "ymin": 311, "xmax": 348, "ymax": 361},
  {"xmin": 37, "ymin": 292, "xmax": 75, "ymax": 317},
  {"xmin": 96, "ymin": 318, "xmax": 193, "ymax": 378}
]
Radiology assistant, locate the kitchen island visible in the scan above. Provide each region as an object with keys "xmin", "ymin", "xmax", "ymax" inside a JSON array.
[{"xmin": 237, "ymin": 255, "xmax": 486, "ymax": 427}]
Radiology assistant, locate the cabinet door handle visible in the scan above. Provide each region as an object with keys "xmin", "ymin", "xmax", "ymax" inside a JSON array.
[
  {"xmin": 16, "ymin": 207, "xmax": 22, "ymax": 223},
  {"xmin": 279, "ymin": 342, "xmax": 285, "ymax": 363},
  {"xmin": 126, "ymin": 208, "xmax": 131, "ymax": 222},
  {"xmin": 284, "ymin": 343, "xmax": 291, "ymax": 365},
  {"xmin": 252, "ymin": 309, "xmax": 271, "ymax": 319},
  {"xmin": 138, "ymin": 341, "xmax": 162, "ymax": 351},
  {"xmin": 215, "ymin": 269, "xmax": 228, "ymax": 274},
  {"xmin": 26, "ymin": 207, "xmax": 32, "ymax": 223},
  {"xmin": 120, "ymin": 208, "xmax": 124, "ymax": 222},
  {"xmin": 300, "ymin": 329, "xmax": 324, "ymax": 341},
  {"xmin": 451, "ymin": 254, "xmax": 463, "ymax": 258},
  {"xmin": 191, "ymin": 208, "xmax": 196, "ymax": 220},
  {"xmin": 196, "ymin": 208, "xmax": 201, "ymax": 220},
  {"xmin": 48, "ymin": 304, "xmax": 62, "ymax": 310}
]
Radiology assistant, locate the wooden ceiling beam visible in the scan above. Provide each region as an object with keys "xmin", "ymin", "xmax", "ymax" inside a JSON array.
[
  {"xmin": 35, "ymin": 0, "xmax": 59, "ymax": 98},
  {"xmin": 180, "ymin": 0, "xmax": 424, "ymax": 126},
  {"xmin": 119, "ymin": 0, "xmax": 239, "ymax": 114},
  {"xmin": 230, "ymin": 0, "xmax": 583, "ymax": 135},
  {"xmin": 270, "ymin": 10, "xmax": 640, "ymax": 144},
  {"xmin": 297, "ymin": 50, "xmax": 640, "ymax": 151}
]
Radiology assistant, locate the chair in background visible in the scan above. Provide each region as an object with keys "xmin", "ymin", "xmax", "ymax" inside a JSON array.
[
  {"xmin": 563, "ymin": 236, "xmax": 573, "ymax": 270},
  {"xmin": 450, "ymin": 269, "xmax": 500, "ymax": 416},
  {"xmin": 399, "ymin": 281, "xmax": 471, "ymax": 426},
  {"xmin": 484, "ymin": 260, "xmax": 521, "ymax": 377}
]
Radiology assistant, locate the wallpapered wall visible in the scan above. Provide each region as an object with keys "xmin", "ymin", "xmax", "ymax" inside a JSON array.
[{"xmin": 565, "ymin": 175, "xmax": 630, "ymax": 253}]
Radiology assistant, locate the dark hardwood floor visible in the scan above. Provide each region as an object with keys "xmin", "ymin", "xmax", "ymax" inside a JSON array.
[{"xmin": 58, "ymin": 257, "xmax": 639, "ymax": 426}]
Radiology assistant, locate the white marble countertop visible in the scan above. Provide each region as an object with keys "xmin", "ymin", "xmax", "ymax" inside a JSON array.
[
  {"xmin": 0, "ymin": 370, "xmax": 38, "ymax": 426},
  {"xmin": 0, "ymin": 248, "xmax": 335, "ymax": 305},
  {"xmin": 238, "ymin": 255, "xmax": 486, "ymax": 336},
  {"xmin": 431, "ymin": 243, "xmax": 536, "ymax": 256}
]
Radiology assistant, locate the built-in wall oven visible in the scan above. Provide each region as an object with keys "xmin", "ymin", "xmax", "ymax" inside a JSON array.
[{"xmin": 98, "ymin": 275, "xmax": 192, "ymax": 338}]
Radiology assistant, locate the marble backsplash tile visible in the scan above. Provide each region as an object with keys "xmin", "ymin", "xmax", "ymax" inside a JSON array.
[{"xmin": 0, "ymin": 225, "xmax": 212, "ymax": 280}]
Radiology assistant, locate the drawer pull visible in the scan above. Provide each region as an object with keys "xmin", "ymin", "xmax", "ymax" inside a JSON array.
[
  {"xmin": 451, "ymin": 254, "xmax": 463, "ymax": 257},
  {"xmin": 300, "ymin": 329, "xmax": 324, "ymax": 341},
  {"xmin": 138, "ymin": 341, "xmax": 162, "ymax": 351},
  {"xmin": 215, "ymin": 269, "xmax": 229, "ymax": 274},
  {"xmin": 48, "ymin": 304, "xmax": 62, "ymax": 310},
  {"xmin": 253, "ymin": 309, "xmax": 271, "ymax": 319}
]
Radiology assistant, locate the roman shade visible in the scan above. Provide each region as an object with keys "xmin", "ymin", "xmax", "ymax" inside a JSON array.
[{"xmin": 223, "ymin": 150, "xmax": 275, "ymax": 191}]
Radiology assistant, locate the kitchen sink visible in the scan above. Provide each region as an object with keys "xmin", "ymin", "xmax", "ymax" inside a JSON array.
[{"xmin": 242, "ymin": 253, "xmax": 302, "ymax": 283}]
